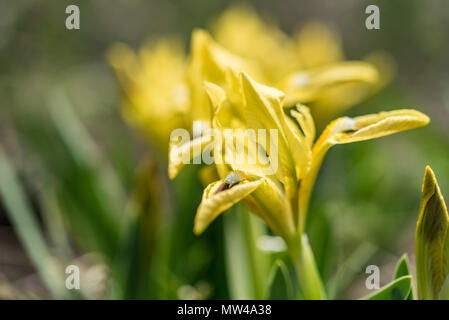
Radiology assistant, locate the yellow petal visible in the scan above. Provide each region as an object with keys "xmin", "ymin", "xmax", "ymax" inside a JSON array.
[
  {"xmin": 212, "ymin": 4, "xmax": 298, "ymax": 83},
  {"xmin": 279, "ymin": 61, "xmax": 379, "ymax": 107},
  {"xmin": 107, "ymin": 43, "xmax": 138, "ymax": 93},
  {"xmin": 297, "ymin": 54, "xmax": 392, "ymax": 123},
  {"xmin": 293, "ymin": 21, "xmax": 343, "ymax": 69},
  {"xmin": 241, "ymin": 72, "xmax": 291, "ymax": 179},
  {"xmin": 298, "ymin": 109, "xmax": 430, "ymax": 234},
  {"xmin": 194, "ymin": 175, "xmax": 262, "ymax": 234},
  {"xmin": 188, "ymin": 30, "xmax": 260, "ymax": 121},
  {"xmin": 416, "ymin": 166, "xmax": 449, "ymax": 299},
  {"xmin": 289, "ymin": 104, "xmax": 316, "ymax": 149},
  {"xmin": 204, "ymin": 81, "xmax": 226, "ymax": 115},
  {"xmin": 364, "ymin": 51, "xmax": 396, "ymax": 89},
  {"xmin": 317, "ymin": 109, "xmax": 429, "ymax": 147},
  {"xmin": 204, "ymin": 81, "xmax": 244, "ymax": 129},
  {"xmin": 244, "ymin": 178, "xmax": 296, "ymax": 242},
  {"xmin": 241, "ymin": 72, "xmax": 310, "ymax": 187},
  {"xmin": 207, "ymin": 125, "xmax": 277, "ymax": 185},
  {"xmin": 202, "ymin": 84, "xmax": 256, "ymax": 181},
  {"xmin": 224, "ymin": 68, "xmax": 246, "ymax": 120},
  {"xmin": 195, "ymin": 169, "xmax": 296, "ymax": 243}
]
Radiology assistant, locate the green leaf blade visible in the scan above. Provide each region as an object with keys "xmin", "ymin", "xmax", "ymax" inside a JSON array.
[
  {"xmin": 363, "ymin": 276, "xmax": 412, "ymax": 300},
  {"xmin": 0, "ymin": 151, "xmax": 67, "ymax": 298},
  {"xmin": 265, "ymin": 260, "xmax": 293, "ymax": 300},
  {"xmin": 294, "ymin": 235, "xmax": 327, "ymax": 300},
  {"xmin": 393, "ymin": 254, "xmax": 415, "ymax": 299}
]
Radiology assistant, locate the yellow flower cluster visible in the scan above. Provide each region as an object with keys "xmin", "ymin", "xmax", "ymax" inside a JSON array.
[
  {"xmin": 108, "ymin": 6, "xmax": 429, "ymax": 254},
  {"xmin": 172, "ymin": 71, "xmax": 428, "ymax": 249},
  {"xmin": 108, "ymin": 5, "xmax": 393, "ymax": 154}
]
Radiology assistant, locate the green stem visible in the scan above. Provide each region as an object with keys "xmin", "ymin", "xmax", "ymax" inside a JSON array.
[
  {"xmin": 288, "ymin": 234, "xmax": 327, "ymax": 300},
  {"xmin": 223, "ymin": 206, "xmax": 254, "ymax": 299},
  {"xmin": 223, "ymin": 204, "xmax": 268, "ymax": 299},
  {"xmin": 242, "ymin": 209, "xmax": 267, "ymax": 299}
]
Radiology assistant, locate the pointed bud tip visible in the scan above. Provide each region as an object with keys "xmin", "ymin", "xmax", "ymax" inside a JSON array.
[
  {"xmin": 423, "ymin": 166, "xmax": 437, "ymax": 194},
  {"xmin": 190, "ymin": 29, "xmax": 213, "ymax": 52},
  {"xmin": 191, "ymin": 28, "xmax": 211, "ymax": 40}
]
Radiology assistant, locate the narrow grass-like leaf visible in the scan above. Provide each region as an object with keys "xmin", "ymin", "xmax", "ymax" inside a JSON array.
[
  {"xmin": 294, "ymin": 234, "xmax": 327, "ymax": 300},
  {"xmin": 40, "ymin": 188, "xmax": 75, "ymax": 260},
  {"xmin": 223, "ymin": 205, "xmax": 254, "ymax": 299},
  {"xmin": 265, "ymin": 260, "xmax": 293, "ymax": 299},
  {"xmin": 0, "ymin": 150, "xmax": 66, "ymax": 298},
  {"xmin": 49, "ymin": 92, "xmax": 122, "ymax": 260},
  {"xmin": 110, "ymin": 160, "xmax": 162, "ymax": 299},
  {"xmin": 327, "ymin": 241, "xmax": 377, "ymax": 299},
  {"xmin": 242, "ymin": 210, "xmax": 270, "ymax": 300},
  {"xmin": 393, "ymin": 254, "xmax": 415, "ymax": 299},
  {"xmin": 49, "ymin": 91, "xmax": 126, "ymax": 211}
]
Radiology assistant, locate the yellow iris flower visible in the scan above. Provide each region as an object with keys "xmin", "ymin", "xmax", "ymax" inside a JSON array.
[
  {"xmin": 213, "ymin": 5, "xmax": 342, "ymax": 82},
  {"xmin": 107, "ymin": 39, "xmax": 190, "ymax": 154},
  {"xmin": 169, "ymin": 71, "xmax": 429, "ymax": 259}
]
